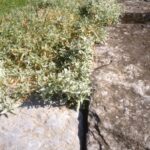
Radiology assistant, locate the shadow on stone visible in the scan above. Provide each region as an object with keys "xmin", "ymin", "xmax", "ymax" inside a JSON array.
[
  {"xmin": 78, "ymin": 100, "xmax": 90, "ymax": 150},
  {"xmin": 121, "ymin": 12, "xmax": 150, "ymax": 23},
  {"xmin": 20, "ymin": 91, "xmax": 68, "ymax": 109}
]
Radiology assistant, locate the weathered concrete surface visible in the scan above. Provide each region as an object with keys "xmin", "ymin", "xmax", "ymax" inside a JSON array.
[
  {"xmin": 87, "ymin": 1, "xmax": 150, "ymax": 149},
  {"xmin": 0, "ymin": 107, "xmax": 81, "ymax": 150}
]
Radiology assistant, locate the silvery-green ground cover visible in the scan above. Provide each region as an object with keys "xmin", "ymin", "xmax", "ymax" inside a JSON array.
[{"xmin": 0, "ymin": 0, "xmax": 121, "ymax": 114}]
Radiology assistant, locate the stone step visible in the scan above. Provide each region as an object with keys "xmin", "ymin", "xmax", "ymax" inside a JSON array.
[
  {"xmin": 123, "ymin": 0, "xmax": 150, "ymax": 13},
  {"xmin": 0, "ymin": 107, "xmax": 82, "ymax": 150},
  {"xmin": 87, "ymin": 0, "xmax": 150, "ymax": 147},
  {"xmin": 88, "ymin": 22, "xmax": 150, "ymax": 150},
  {"xmin": 121, "ymin": 0, "xmax": 150, "ymax": 23}
]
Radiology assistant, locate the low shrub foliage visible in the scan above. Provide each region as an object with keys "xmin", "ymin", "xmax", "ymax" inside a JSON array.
[
  {"xmin": 0, "ymin": 0, "xmax": 28, "ymax": 15},
  {"xmin": 0, "ymin": 0, "xmax": 120, "ymax": 113}
]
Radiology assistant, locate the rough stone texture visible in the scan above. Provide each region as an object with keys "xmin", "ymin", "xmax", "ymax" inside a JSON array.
[
  {"xmin": 122, "ymin": 0, "xmax": 150, "ymax": 13},
  {"xmin": 0, "ymin": 107, "xmax": 81, "ymax": 150},
  {"xmin": 87, "ymin": 1, "xmax": 150, "ymax": 149}
]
